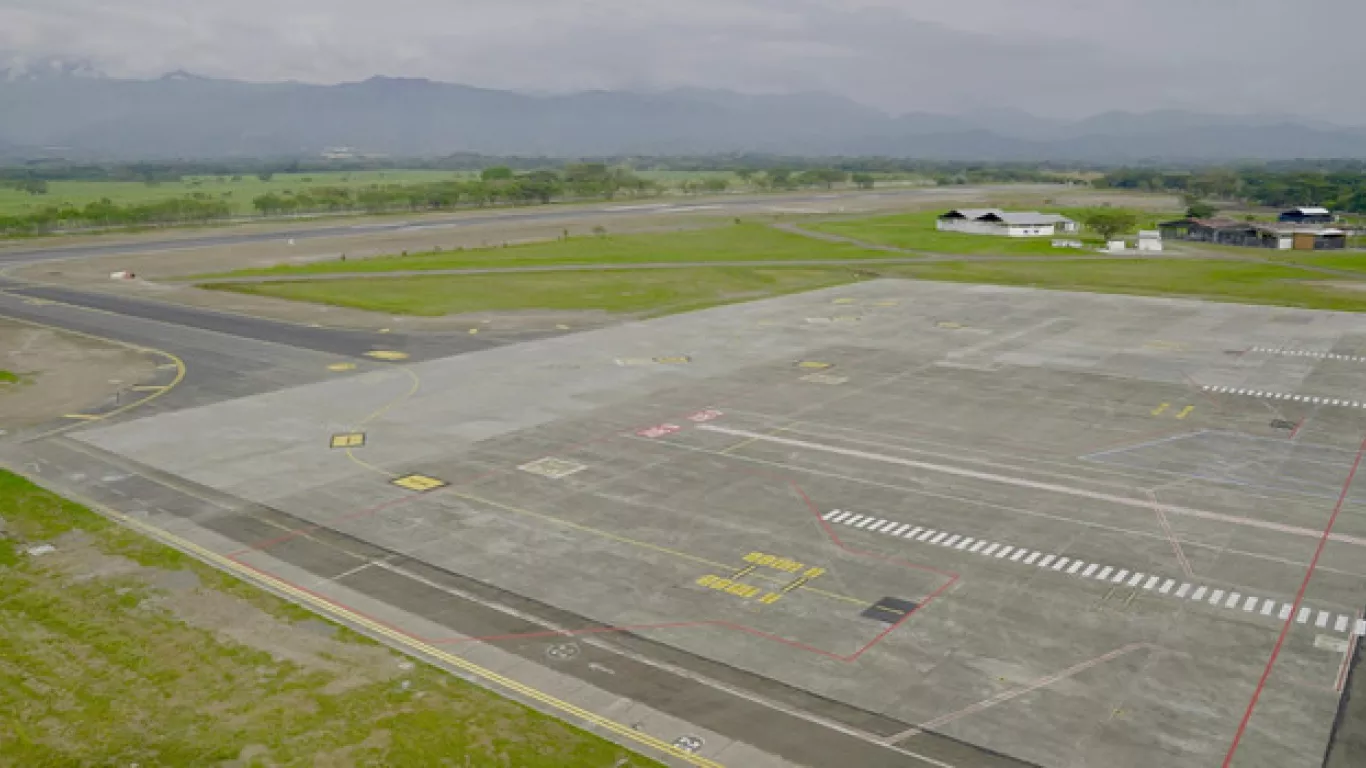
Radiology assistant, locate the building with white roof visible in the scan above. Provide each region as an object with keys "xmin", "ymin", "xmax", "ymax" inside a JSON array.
[
  {"xmin": 937, "ymin": 209, "xmax": 1079, "ymax": 237},
  {"xmin": 1279, "ymin": 207, "xmax": 1334, "ymax": 224}
]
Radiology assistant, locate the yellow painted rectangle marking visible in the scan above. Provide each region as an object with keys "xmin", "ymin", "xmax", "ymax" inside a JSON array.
[
  {"xmin": 653, "ymin": 355, "xmax": 692, "ymax": 365},
  {"xmin": 330, "ymin": 433, "xmax": 366, "ymax": 449},
  {"xmin": 1151, "ymin": 403, "xmax": 1170, "ymax": 416},
  {"xmin": 63, "ymin": 413, "xmax": 101, "ymax": 420},
  {"xmin": 1176, "ymin": 405, "xmax": 1195, "ymax": 420},
  {"xmin": 759, "ymin": 592, "xmax": 782, "ymax": 605},
  {"xmin": 796, "ymin": 361, "xmax": 833, "ymax": 370},
  {"xmin": 832, "ymin": 298, "xmax": 857, "ymax": 305}
]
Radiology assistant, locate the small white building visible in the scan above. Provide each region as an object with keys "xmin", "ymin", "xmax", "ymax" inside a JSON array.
[
  {"xmin": 937, "ymin": 209, "xmax": 1079, "ymax": 237},
  {"xmin": 1137, "ymin": 230, "xmax": 1163, "ymax": 252}
]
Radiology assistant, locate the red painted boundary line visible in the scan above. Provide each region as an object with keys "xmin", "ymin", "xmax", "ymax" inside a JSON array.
[
  {"xmin": 1222, "ymin": 432, "xmax": 1366, "ymax": 767},
  {"xmin": 789, "ymin": 480, "xmax": 959, "ymax": 661},
  {"xmin": 1289, "ymin": 416, "xmax": 1307, "ymax": 440}
]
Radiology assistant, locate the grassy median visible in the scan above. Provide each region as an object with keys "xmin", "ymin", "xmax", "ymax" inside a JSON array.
[
  {"xmin": 196, "ymin": 222, "xmax": 893, "ymax": 279},
  {"xmin": 207, "ymin": 265, "xmax": 869, "ymax": 317},
  {"xmin": 0, "ymin": 469, "xmax": 658, "ymax": 767},
  {"xmin": 883, "ymin": 259, "xmax": 1366, "ymax": 312}
]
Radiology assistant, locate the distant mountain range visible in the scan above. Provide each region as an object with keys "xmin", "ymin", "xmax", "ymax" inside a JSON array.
[{"xmin": 4, "ymin": 63, "xmax": 1366, "ymax": 162}]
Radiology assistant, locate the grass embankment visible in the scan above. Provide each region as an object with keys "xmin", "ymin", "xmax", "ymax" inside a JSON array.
[
  {"xmin": 806, "ymin": 209, "xmax": 1178, "ymax": 255},
  {"xmin": 0, "ymin": 469, "xmax": 657, "ymax": 767},
  {"xmin": 198, "ymin": 222, "xmax": 892, "ymax": 280},
  {"xmin": 210, "ymin": 267, "xmax": 866, "ymax": 317},
  {"xmin": 0, "ymin": 370, "xmax": 19, "ymax": 384}
]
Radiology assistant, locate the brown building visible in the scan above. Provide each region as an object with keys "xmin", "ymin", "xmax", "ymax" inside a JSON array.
[{"xmin": 1159, "ymin": 218, "xmax": 1347, "ymax": 251}]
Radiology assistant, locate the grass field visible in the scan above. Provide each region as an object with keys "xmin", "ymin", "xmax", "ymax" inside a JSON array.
[
  {"xmin": 0, "ymin": 469, "xmax": 659, "ymax": 767},
  {"xmin": 883, "ymin": 259, "xmax": 1366, "ymax": 312},
  {"xmin": 806, "ymin": 209, "xmax": 1179, "ymax": 255},
  {"xmin": 0, "ymin": 370, "xmax": 18, "ymax": 384},
  {"xmin": 0, "ymin": 170, "xmax": 475, "ymax": 217},
  {"xmin": 209, "ymin": 266, "xmax": 866, "ymax": 317},
  {"xmin": 198, "ymin": 223, "xmax": 893, "ymax": 280},
  {"xmin": 0, "ymin": 170, "xmax": 757, "ymax": 220}
]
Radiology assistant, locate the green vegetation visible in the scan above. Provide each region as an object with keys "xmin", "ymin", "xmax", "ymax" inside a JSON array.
[
  {"xmin": 0, "ymin": 170, "xmax": 464, "ymax": 217},
  {"xmin": 0, "ymin": 469, "xmax": 658, "ymax": 767},
  {"xmin": 0, "ymin": 166, "xmax": 666, "ymax": 236},
  {"xmin": 0, "ymin": 370, "xmax": 18, "ymax": 384},
  {"xmin": 198, "ymin": 223, "xmax": 892, "ymax": 279},
  {"xmin": 1099, "ymin": 164, "xmax": 1366, "ymax": 212},
  {"xmin": 208, "ymin": 266, "xmax": 865, "ymax": 317},
  {"xmin": 1078, "ymin": 208, "xmax": 1139, "ymax": 241},
  {"xmin": 885, "ymin": 259, "xmax": 1366, "ymax": 312}
]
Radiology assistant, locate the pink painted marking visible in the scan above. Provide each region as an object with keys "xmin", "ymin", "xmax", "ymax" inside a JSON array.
[{"xmin": 636, "ymin": 424, "xmax": 683, "ymax": 439}]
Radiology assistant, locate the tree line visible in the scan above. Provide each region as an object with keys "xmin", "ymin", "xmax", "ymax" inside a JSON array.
[
  {"xmin": 1097, "ymin": 167, "xmax": 1366, "ymax": 214},
  {"xmin": 0, "ymin": 196, "xmax": 233, "ymax": 236}
]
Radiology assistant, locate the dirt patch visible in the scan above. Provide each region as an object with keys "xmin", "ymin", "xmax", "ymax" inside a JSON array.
[{"xmin": 0, "ymin": 318, "xmax": 157, "ymax": 430}]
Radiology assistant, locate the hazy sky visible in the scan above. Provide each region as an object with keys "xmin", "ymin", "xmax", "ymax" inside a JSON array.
[{"xmin": 3, "ymin": 0, "xmax": 1364, "ymax": 121}]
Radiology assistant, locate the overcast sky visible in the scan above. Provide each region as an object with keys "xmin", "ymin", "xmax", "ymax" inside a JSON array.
[{"xmin": 4, "ymin": 0, "xmax": 1364, "ymax": 122}]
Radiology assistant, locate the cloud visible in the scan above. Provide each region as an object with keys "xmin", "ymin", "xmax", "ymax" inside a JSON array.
[{"xmin": 1, "ymin": 0, "xmax": 1363, "ymax": 121}]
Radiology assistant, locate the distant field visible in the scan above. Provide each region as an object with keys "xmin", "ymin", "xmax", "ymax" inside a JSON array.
[
  {"xmin": 208, "ymin": 266, "xmax": 865, "ymax": 317},
  {"xmin": 197, "ymin": 222, "xmax": 894, "ymax": 279},
  {"xmin": 807, "ymin": 209, "xmax": 1180, "ymax": 255},
  {"xmin": 0, "ymin": 170, "xmax": 475, "ymax": 217},
  {"xmin": 0, "ymin": 469, "xmax": 658, "ymax": 767}
]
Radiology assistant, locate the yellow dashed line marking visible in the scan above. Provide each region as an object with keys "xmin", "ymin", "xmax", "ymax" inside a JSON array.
[
  {"xmin": 1176, "ymin": 405, "xmax": 1195, "ymax": 420},
  {"xmin": 365, "ymin": 350, "xmax": 409, "ymax": 361},
  {"xmin": 328, "ymin": 362, "xmax": 358, "ymax": 372},
  {"xmin": 62, "ymin": 413, "xmax": 101, "ymax": 420},
  {"xmin": 1151, "ymin": 403, "xmax": 1170, "ymax": 416}
]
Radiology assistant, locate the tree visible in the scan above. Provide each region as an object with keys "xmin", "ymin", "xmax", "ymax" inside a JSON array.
[
  {"xmin": 481, "ymin": 166, "xmax": 514, "ymax": 182},
  {"xmin": 701, "ymin": 177, "xmax": 729, "ymax": 194},
  {"xmin": 257, "ymin": 171, "xmax": 274, "ymax": 182},
  {"xmin": 851, "ymin": 173, "xmax": 875, "ymax": 190},
  {"xmin": 1185, "ymin": 199, "xmax": 1218, "ymax": 219},
  {"xmin": 1080, "ymin": 209, "xmax": 1138, "ymax": 241},
  {"xmin": 19, "ymin": 179, "xmax": 49, "ymax": 195},
  {"xmin": 766, "ymin": 168, "xmax": 793, "ymax": 190}
]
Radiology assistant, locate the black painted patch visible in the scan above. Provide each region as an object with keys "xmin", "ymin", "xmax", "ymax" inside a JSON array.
[
  {"xmin": 1270, "ymin": 419, "xmax": 1297, "ymax": 430},
  {"xmin": 861, "ymin": 596, "xmax": 918, "ymax": 624}
]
